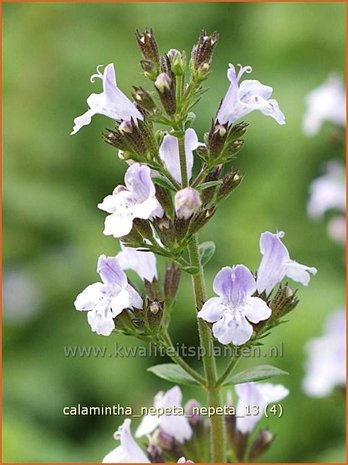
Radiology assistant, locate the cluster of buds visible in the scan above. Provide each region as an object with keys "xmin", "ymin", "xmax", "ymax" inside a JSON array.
[{"xmin": 136, "ymin": 28, "xmax": 160, "ymax": 80}]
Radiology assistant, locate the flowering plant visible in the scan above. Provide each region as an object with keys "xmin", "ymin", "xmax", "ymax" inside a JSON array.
[{"xmin": 71, "ymin": 29, "xmax": 316, "ymax": 462}]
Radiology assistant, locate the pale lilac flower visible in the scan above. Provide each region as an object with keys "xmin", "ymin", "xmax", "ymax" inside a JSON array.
[
  {"xmin": 328, "ymin": 216, "xmax": 346, "ymax": 244},
  {"xmin": 136, "ymin": 386, "xmax": 192, "ymax": 443},
  {"xmin": 303, "ymin": 310, "xmax": 346, "ymax": 397},
  {"xmin": 175, "ymin": 187, "xmax": 202, "ymax": 219},
  {"xmin": 216, "ymin": 64, "xmax": 285, "ymax": 126},
  {"xmin": 177, "ymin": 458, "xmax": 194, "ymax": 463},
  {"xmin": 71, "ymin": 63, "xmax": 143, "ymax": 135},
  {"xmin": 256, "ymin": 232, "xmax": 317, "ymax": 295},
  {"xmin": 198, "ymin": 265, "xmax": 271, "ymax": 346},
  {"xmin": 116, "ymin": 245, "xmax": 157, "ymax": 282},
  {"xmin": 307, "ymin": 161, "xmax": 346, "ymax": 220},
  {"xmin": 159, "ymin": 128, "xmax": 200, "ymax": 184},
  {"xmin": 302, "ymin": 74, "xmax": 346, "ymax": 136},
  {"xmin": 103, "ymin": 419, "xmax": 150, "ymax": 463},
  {"xmin": 235, "ymin": 382, "xmax": 289, "ymax": 434},
  {"xmin": 98, "ymin": 163, "xmax": 163, "ymax": 238},
  {"xmin": 74, "ymin": 255, "xmax": 142, "ymax": 336}
]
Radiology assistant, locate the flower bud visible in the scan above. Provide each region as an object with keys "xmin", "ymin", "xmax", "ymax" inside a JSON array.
[
  {"xmin": 119, "ymin": 120, "xmax": 133, "ymax": 134},
  {"xmin": 191, "ymin": 30, "xmax": 219, "ymax": 79},
  {"xmin": 136, "ymin": 28, "xmax": 160, "ymax": 66},
  {"xmin": 184, "ymin": 399, "xmax": 202, "ymax": 426},
  {"xmin": 270, "ymin": 284, "xmax": 299, "ymax": 319},
  {"xmin": 207, "ymin": 121, "xmax": 229, "ymax": 158},
  {"xmin": 132, "ymin": 86, "xmax": 158, "ymax": 113},
  {"xmin": 216, "ymin": 170, "xmax": 242, "ymax": 202},
  {"xmin": 155, "ymin": 73, "xmax": 172, "ymax": 93},
  {"xmin": 248, "ymin": 429, "xmax": 274, "ymax": 461},
  {"xmin": 154, "ymin": 73, "xmax": 176, "ymax": 115},
  {"xmin": 164, "ymin": 264, "xmax": 181, "ymax": 302},
  {"xmin": 201, "ymin": 165, "xmax": 223, "ymax": 205},
  {"xmin": 167, "ymin": 49, "xmax": 186, "ymax": 76},
  {"xmin": 175, "ymin": 187, "xmax": 202, "ymax": 220},
  {"xmin": 152, "ymin": 429, "xmax": 175, "ymax": 450}
]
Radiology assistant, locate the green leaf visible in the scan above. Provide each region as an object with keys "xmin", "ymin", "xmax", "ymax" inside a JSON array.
[
  {"xmin": 199, "ymin": 241, "xmax": 216, "ymax": 266},
  {"xmin": 153, "ymin": 176, "xmax": 176, "ymax": 192},
  {"xmin": 223, "ymin": 365, "xmax": 288, "ymax": 386},
  {"xmin": 181, "ymin": 265, "xmax": 199, "ymax": 274},
  {"xmin": 147, "ymin": 363, "xmax": 200, "ymax": 386}
]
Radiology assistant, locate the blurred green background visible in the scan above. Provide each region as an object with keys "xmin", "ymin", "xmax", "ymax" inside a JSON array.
[{"xmin": 3, "ymin": 1, "xmax": 345, "ymax": 463}]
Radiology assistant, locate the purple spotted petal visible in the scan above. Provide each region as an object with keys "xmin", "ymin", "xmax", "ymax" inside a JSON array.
[
  {"xmin": 256, "ymin": 232, "xmax": 289, "ymax": 295},
  {"xmin": 97, "ymin": 255, "xmax": 127, "ymax": 287},
  {"xmin": 213, "ymin": 265, "xmax": 256, "ymax": 306}
]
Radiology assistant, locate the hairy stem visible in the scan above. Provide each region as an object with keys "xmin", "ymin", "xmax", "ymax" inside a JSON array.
[
  {"xmin": 188, "ymin": 235, "xmax": 226, "ymax": 462},
  {"xmin": 178, "ymin": 136, "xmax": 188, "ymax": 187}
]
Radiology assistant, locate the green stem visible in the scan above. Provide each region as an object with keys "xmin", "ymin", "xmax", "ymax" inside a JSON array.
[
  {"xmin": 160, "ymin": 331, "xmax": 206, "ymax": 385},
  {"xmin": 176, "ymin": 97, "xmax": 226, "ymax": 463},
  {"xmin": 188, "ymin": 236, "xmax": 226, "ymax": 462},
  {"xmin": 217, "ymin": 351, "xmax": 242, "ymax": 386},
  {"xmin": 178, "ymin": 136, "xmax": 188, "ymax": 187}
]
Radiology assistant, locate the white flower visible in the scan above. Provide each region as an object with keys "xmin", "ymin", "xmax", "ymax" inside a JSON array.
[
  {"xmin": 71, "ymin": 63, "xmax": 143, "ymax": 135},
  {"xmin": 198, "ymin": 265, "xmax": 271, "ymax": 346},
  {"xmin": 256, "ymin": 231, "xmax": 317, "ymax": 295},
  {"xmin": 303, "ymin": 310, "xmax": 346, "ymax": 397},
  {"xmin": 216, "ymin": 64, "xmax": 285, "ymax": 126},
  {"xmin": 235, "ymin": 382, "xmax": 289, "ymax": 434},
  {"xmin": 307, "ymin": 161, "xmax": 346, "ymax": 219},
  {"xmin": 136, "ymin": 386, "xmax": 192, "ymax": 443},
  {"xmin": 103, "ymin": 419, "xmax": 150, "ymax": 463},
  {"xmin": 159, "ymin": 128, "xmax": 201, "ymax": 184},
  {"xmin": 116, "ymin": 245, "xmax": 157, "ymax": 282},
  {"xmin": 74, "ymin": 255, "xmax": 142, "ymax": 336},
  {"xmin": 98, "ymin": 163, "xmax": 163, "ymax": 238},
  {"xmin": 302, "ymin": 74, "xmax": 346, "ymax": 136},
  {"xmin": 177, "ymin": 458, "xmax": 194, "ymax": 463}
]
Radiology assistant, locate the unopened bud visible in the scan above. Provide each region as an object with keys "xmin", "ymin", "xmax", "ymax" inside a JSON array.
[
  {"xmin": 149, "ymin": 300, "xmax": 162, "ymax": 315},
  {"xmin": 136, "ymin": 28, "xmax": 160, "ymax": 65},
  {"xmin": 248, "ymin": 429, "xmax": 274, "ymax": 461},
  {"xmin": 155, "ymin": 73, "xmax": 172, "ymax": 93},
  {"xmin": 207, "ymin": 120, "xmax": 229, "ymax": 158},
  {"xmin": 184, "ymin": 399, "xmax": 202, "ymax": 426},
  {"xmin": 164, "ymin": 264, "xmax": 181, "ymax": 302},
  {"xmin": 119, "ymin": 120, "xmax": 133, "ymax": 134},
  {"xmin": 132, "ymin": 86, "xmax": 157, "ymax": 113},
  {"xmin": 147, "ymin": 442, "xmax": 162, "ymax": 463},
  {"xmin": 154, "ymin": 73, "xmax": 176, "ymax": 115},
  {"xmin": 167, "ymin": 49, "xmax": 186, "ymax": 75},
  {"xmin": 270, "ymin": 284, "xmax": 299, "ymax": 319},
  {"xmin": 191, "ymin": 30, "xmax": 219, "ymax": 79},
  {"xmin": 152, "ymin": 429, "xmax": 175, "ymax": 450},
  {"xmin": 217, "ymin": 171, "xmax": 242, "ymax": 202},
  {"xmin": 175, "ymin": 187, "xmax": 202, "ymax": 220}
]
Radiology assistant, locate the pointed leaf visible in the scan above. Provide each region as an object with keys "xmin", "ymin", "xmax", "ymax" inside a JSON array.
[
  {"xmin": 147, "ymin": 363, "xmax": 200, "ymax": 386},
  {"xmin": 153, "ymin": 176, "xmax": 176, "ymax": 192},
  {"xmin": 199, "ymin": 241, "xmax": 216, "ymax": 267},
  {"xmin": 223, "ymin": 365, "xmax": 288, "ymax": 386}
]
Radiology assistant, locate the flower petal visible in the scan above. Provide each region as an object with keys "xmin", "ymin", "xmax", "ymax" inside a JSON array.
[
  {"xmin": 256, "ymin": 231, "xmax": 289, "ymax": 295},
  {"xmin": 212, "ymin": 312, "xmax": 253, "ymax": 346},
  {"xmin": 103, "ymin": 211, "xmax": 134, "ymax": 238},
  {"xmin": 87, "ymin": 309, "xmax": 115, "ymax": 336},
  {"xmin": 160, "ymin": 414, "xmax": 192, "ymax": 443},
  {"xmin": 244, "ymin": 296, "xmax": 272, "ymax": 324},
  {"xmin": 117, "ymin": 246, "xmax": 158, "ymax": 282},
  {"xmin": 198, "ymin": 297, "xmax": 226, "ymax": 323},
  {"xmin": 213, "ymin": 265, "xmax": 256, "ymax": 306},
  {"xmin": 97, "ymin": 255, "xmax": 127, "ymax": 287},
  {"xmin": 74, "ymin": 282, "xmax": 104, "ymax": 311},
  {"xmin": 285, "ymin": 260, "xmax": 317, "ymax": 286},
  {"xmin": 184, "ymin": 128, "xmax": 200, "ymax": 181},
  {"xmin": 124, "ymin": 163, "xmax": 155, "ymax": 200},
  {"xmin": 110, "ymin": 289, "xmax": 131, "ymax": 317},
  {"xmin": 104, "ymin": 419, "xmax": 150, "ymax": 463},
  {"xmin": 159, "ymin": 134, "xmax": 182, "ymax": 184},
  {"xmin": 126, "ymin": 284, "xmax": 143, "ymax": 309},
  {"xmin": 135, "ymin": 414, "xmax": 161, "ymax": 438}
]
